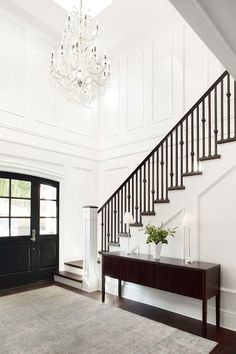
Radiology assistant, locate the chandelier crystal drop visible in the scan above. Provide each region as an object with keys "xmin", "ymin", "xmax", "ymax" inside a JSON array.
[{"xmin": 50, "ymin": 0, "xmax": 111, "ymax": 105}]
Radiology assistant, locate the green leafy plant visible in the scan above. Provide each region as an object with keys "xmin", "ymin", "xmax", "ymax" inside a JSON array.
[{"xmin": 145, "ymin": 223, "xmax": 177, "ymax": 245}]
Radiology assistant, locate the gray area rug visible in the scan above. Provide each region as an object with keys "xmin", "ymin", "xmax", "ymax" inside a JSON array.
[{"xmin": 0, "ymin": 285, "xmax": 217, "ymax": 354}]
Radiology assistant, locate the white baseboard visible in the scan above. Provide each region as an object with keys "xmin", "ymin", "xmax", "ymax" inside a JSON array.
[
  {"xmin": 54, "ymin": 275, "xmax": 82, "ymax": 290},
  {"xmin": 105, "ymin": 278, "xmax": 236, "ymax": 331}
]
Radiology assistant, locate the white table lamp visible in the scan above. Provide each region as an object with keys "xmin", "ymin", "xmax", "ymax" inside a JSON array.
[
  {"xmin": 182, "ymin": 212, "xmax": 194, "ymax": 264},
  {"xmin": 124, "ymin": 212, "xmax": 134, "ymax": 254}
]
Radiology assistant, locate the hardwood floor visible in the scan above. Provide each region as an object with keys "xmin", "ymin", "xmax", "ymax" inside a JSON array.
[{"xmin": 1, "ymin": 281, "xmax": 236, "ymax": 354}]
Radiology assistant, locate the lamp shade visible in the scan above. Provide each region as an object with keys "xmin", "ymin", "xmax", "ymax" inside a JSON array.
[
  {"xmin": 123, "ymin": 212, "xmax": 134, "ymax": 225},
  {"xmin": 182, "ymin": 212, "xmax": 194, "ymax": 227}
]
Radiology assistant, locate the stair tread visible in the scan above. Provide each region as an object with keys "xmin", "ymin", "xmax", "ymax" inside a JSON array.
[
  {"xmin": 182, "ymin": 171, "xmax": 202, "ymax": 177},
  {"xmin": 168, "ymin": 186, "xmax": 185, "ymax": 191},
  {"xmin": 54, "ymin": 271, "xmax": 83, "ymax": 283},
  {"xmin": 117, "ymin": 232, "xmax": 130, "ymax": 237},
  {"xmin": 130, "ymin": 222, "xmax": 143, "ymax": 227},
  {"xmin": 109, "ymin": 242, "xmax": 120, "ymax": 247},
  {"xmin": 199, "ymin": 154, "xmax": 221, "ymax": 161},
  {"xmin": 64, "ymin": 260, "xmax": 83, "ymax": 269},
  {"xmin": 140, "ymin": 211, "xmax": 156, "ymax": 216},
  {"xmin": 154, "ymin": 199, "xmax": 170, "ymax": 204}
]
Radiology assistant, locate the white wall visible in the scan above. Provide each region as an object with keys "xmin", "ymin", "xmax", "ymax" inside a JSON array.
[
  {"xmin": 98, "ymin": 12, "xmax": 236, "ymax": 330},
  {"xmin": 0, "ymin": 5, "xmax": 99, "ymax": 265}
]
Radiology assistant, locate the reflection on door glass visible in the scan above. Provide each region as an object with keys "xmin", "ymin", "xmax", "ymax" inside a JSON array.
[
  {"xmin": 0, "ymin": 179, "xmax": 9, "ymax": 197},
  {"xmin": 11, "ymin": 199, "xmax": 31, "ymax": 217},
  {"xmin": 0, "ymin": 218, "xmax": 9, "ymax": 237},
  {"xmin": 40, "ymin": 218, "xmax": 57, "ymax": 235},
  {"xmin": 0, "ymin": 198, "xmax": 9, "ymax": 217},
  {"xmin": 40, "ymin": 184, "xmax": 56, "ymax": 200},
  {"xmin": 11, "ymin": 180, "xmax": 31, "ymax": 198},
  {"xmin": 11, "ymin": 218, "xmax": 31, "ymax": 236},
  {"xmin": 40, "ymin": 201, "xmax": 56, "ymax": 217}
]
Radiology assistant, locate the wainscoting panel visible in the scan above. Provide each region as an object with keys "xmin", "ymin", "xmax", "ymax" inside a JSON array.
[
  {"xmin": 0, "ymin": 15, "xmax": 25, "ymax": 116},
  {"xmin": 152, "ymin": 26, "xmax": 173, "ymax": 123},
  {"xmin": 126, "ymin": 47, "xmax": 144, "ymax": 131},
  {"xmin": 199, "ymin": 166, "xmax": 236, "ymax": 291}
]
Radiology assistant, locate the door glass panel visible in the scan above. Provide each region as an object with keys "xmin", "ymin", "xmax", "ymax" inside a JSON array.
[
  {"xmin": 0, "ymin": 218, "xmax": 9, "ymax": 237},
  {"xmin": 11, "ymin": 199, "xmax": 31, "ymax": 217},
  {"xmin": 11, "ymin": 180, "xmax": 31, "ymax": 198},
  {"xmin": 11, "ymin": 218, "xmax": 31, "ymax": 236},
  {"xmin": 40, "ymin": 201, "xmax": 56, "ymax": 217},
  {"xmin": 40, "ymin": 185, "xmax": 56, "ymax": 200},
  {"xmin": 0, "ymin": 198, "xmax": 9, "ymax": 216},
  {"xmin": 40, "ymin": 218, "xmax": 57, "ymax": 235},
  {"xmin": 0, "ymin": 179, "xmax": 9, "ymax": 197}
]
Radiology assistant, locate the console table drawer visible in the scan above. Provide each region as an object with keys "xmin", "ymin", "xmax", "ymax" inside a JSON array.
[
  {"xmin": 119, "ymin": 259, "xmax": 156, "ymax": 287},
  {"xmin": 157, "ymin": 265, "xmax": 203, "ymax": 299}
]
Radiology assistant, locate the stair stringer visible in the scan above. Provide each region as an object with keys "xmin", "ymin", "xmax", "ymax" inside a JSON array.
[{"xmin": 107, "ymin": 140, "xmax": 236, "ymax": 330}]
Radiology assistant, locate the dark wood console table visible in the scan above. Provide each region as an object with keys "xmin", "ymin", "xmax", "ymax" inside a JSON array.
[{"xmin": 101, "ymin": 252, "xmax": 220, "ymax": 337}]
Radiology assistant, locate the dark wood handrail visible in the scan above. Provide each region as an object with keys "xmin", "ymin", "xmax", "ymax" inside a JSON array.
[{"xmin": 98, "ymin": 70, "xmax": 228, "ymax": 213}]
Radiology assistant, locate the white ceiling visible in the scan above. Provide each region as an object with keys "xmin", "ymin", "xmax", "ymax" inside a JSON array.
[
  {"xmin": 4, "ymin": 0, "xmax": 176, "ymax": 56},
  {"xmin": 170, "ymin": 0, "xmax": 236, "ymax": 80}
]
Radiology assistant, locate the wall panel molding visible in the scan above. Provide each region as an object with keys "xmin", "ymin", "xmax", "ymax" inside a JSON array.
[
  {"xmin": 0, "ymin": 122, "xmax": 98, "ymax": 152},
  {"xmin": 126, "ymin": 47, "xmax": 144, "ymax": 132}
]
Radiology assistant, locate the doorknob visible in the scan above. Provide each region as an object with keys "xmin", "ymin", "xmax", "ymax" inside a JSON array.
[{"xmin": 30, "ymin": 229, "xmax": 36, "ymax": 242}]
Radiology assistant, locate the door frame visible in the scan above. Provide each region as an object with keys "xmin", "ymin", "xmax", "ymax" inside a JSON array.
[{"xmin": 0, "ymin": 171, "xmax": 59, "ymax": 289}]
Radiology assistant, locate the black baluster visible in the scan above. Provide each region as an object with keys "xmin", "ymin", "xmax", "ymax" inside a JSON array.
[
  {"xmin": 121, "ymin": 188, "xmax": 123, "ymax": 233},
  {"xmin": 191, "ymin": 112, "xmax": 194, "ymax": 172},
  {"xmin": 170, "ymin": 132, "xmax": 173, "ymax": 187},
  {"xmin": 221, "ymin": 79, "xmax": 224, "ymax": 140},
  {"xmin": 202, "ymin": 101, "xmax": 206, "ymax": 158},
  {"xmin": 139, "ymin": 168, "xmax": 142, "ymax": 224},
  {"xmin": 135, "ymin": 172, "xmax": 139, "ymax": 224},
  {"xmin": 175, "ymin": 127, "xmax": 179, "ymax": 186},
  {"xmin": 104, "ymin": 205, "xmax": 107, "ymax": 251},
  {"xmin": 124, "ymin": 184, "xmax": 127, "ymax": 233},
  {"xmin": 117, "ymin": 191, "xmax": 120, "ymax": 234},
  {"xmin": 148, "ymin": 159, "xmax": 151, "ymax": 212},
  {"xmin": 180, "ymin": 123, "xmax": 184, "ymax": 186},
  {"xmin": 227, "ymin": 73, "xmax": 231, "ymax": 139},
  {"xmin": 143, "ymin": 164, "xmax": 147, "ymax": 212},
  {"xmin": 114, "ymin": 196, "xmax": 117, "ymax": 243},
  {"xmin": 131, "ymin": 176, "xmax": 134, "ymax": 217},
  {"xmin": 101, "ymin": 208, "xmax": 104, "ymax": 251},
  {"xmin": 161, "ymin": 144, "xmax": 164, "ymax": 200},
  {"xmin": 111, "ymin": 198, "xmax": 113, "ymax": 243},
  {"xmin": 152, "ymin": 154, "xmax": 155, "ymax": 212},
  {"xmin": 196, "ymin": 106, "xmax": 200, "ymax": 170},
  {"xmin": 208, "ymin": 93, "xmax": 212, "ymax": 157},
  {"xmin": 165, "ymin": 138, "xmax": 168, "ymax": 200},
  {"xmin": 107, "ymin": 202, "xmax": 111, "ymax": 242},
  {"xmin": 127, "ymin": 180, "xmax": 131, "ymax": 212},
  {"xmin": 214, "ymin": 87, "xmax": 218, "ymax": 155},
  {"xmin": 186, "ymin": 116, "xmax": 189, "ymax": 172},
  {"xmin": 156, "ymin": 149, "xmax": 159, "ymax": 201}
]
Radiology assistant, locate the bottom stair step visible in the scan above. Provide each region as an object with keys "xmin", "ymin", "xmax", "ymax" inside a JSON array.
[
  {"xmin": 54, "ymin": 271, "xmax": 83, "ymax": 283},
  {"xmin": 64, "ymin": 260, "xmax": 83, "ymax": 269}
]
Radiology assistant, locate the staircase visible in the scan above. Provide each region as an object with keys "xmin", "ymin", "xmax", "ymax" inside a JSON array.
[
  {"xmin": 98, "ymin": 70, "xmax": 236, "ymax": 252},
  {"xmin": 54, "ymin": 260, "xmax": 84, "ymax": 289}
]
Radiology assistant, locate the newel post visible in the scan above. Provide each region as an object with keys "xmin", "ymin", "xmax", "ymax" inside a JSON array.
[{"xmin": 82, "ymin": 205, "xmax": 99, "ymax": 292}]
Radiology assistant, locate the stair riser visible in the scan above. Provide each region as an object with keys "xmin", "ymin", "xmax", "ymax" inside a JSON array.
[
  {"xmin": 54, "ymin": 275, "xmax": 82, "ymax": 290},
  {"xmin": 64, "ymin": 265, "xmax": 84, "ymax": 275}
]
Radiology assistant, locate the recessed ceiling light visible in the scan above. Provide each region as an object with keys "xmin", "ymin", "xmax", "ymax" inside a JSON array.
[{"xmin": 53, "ymin": 0, "xmax": 112, "ymax": 17}]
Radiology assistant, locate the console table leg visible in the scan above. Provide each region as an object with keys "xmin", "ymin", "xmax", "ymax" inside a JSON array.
[
  {"xmin": 202, "ymin": 299, "xmax": 207, "ymax": 337},
  {"xmin": 102, "ymin": 275, "xmax": 105, "ymax": 303},
  {"xmin": 216, "ymin": 293, "xmax": 220, "ymax": 327},
  {"xmin": 118, "ymin": 279, "xmax": 122, "ymax": 298}
]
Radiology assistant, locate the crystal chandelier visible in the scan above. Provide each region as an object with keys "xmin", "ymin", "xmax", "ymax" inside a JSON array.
[{"xmin": 50, "ymin": 0, "xmax": 110, "ymax": 105}]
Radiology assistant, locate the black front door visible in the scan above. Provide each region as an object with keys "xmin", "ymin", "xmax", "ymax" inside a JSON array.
[{"xmin": 0, "ymin": 172, "xmax": 59, "ymax": 290}]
